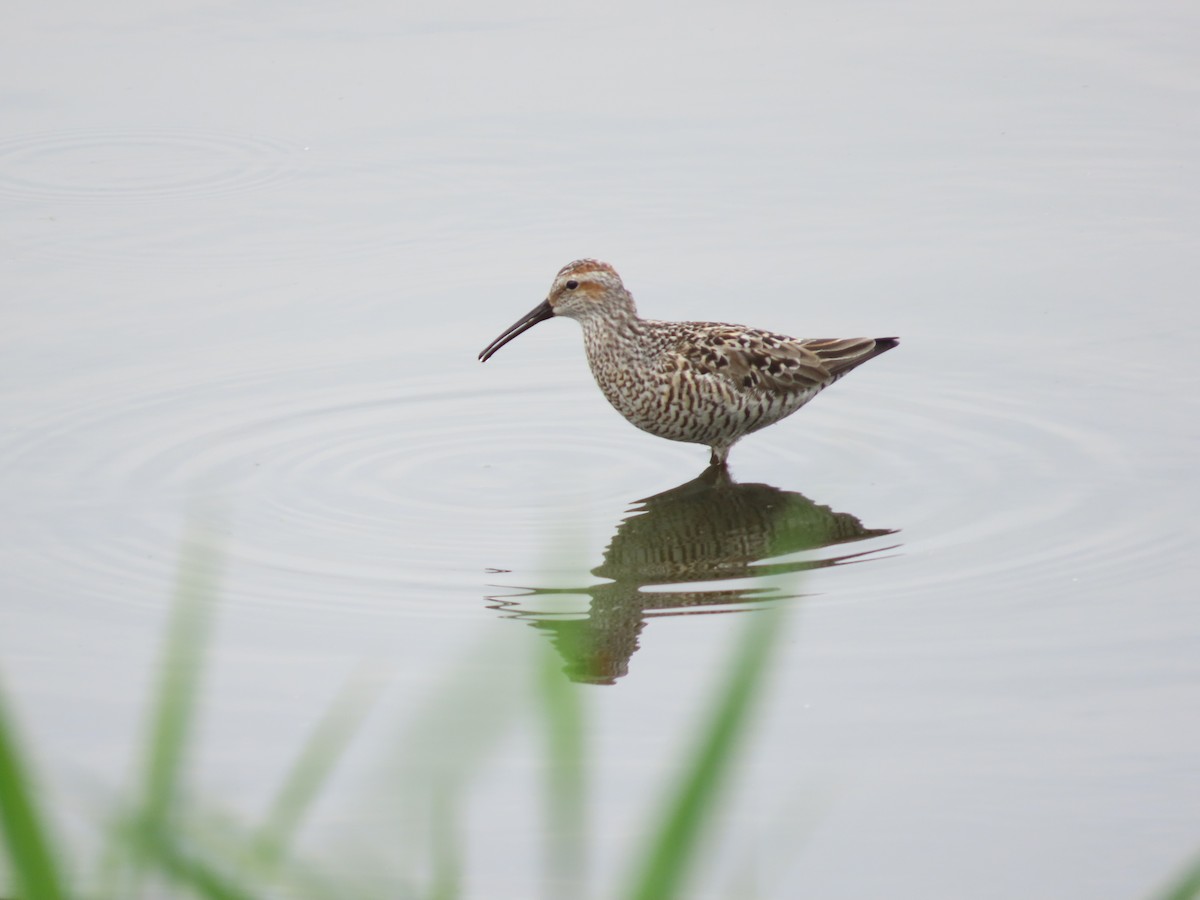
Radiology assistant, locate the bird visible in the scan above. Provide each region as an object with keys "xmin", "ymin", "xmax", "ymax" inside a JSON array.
[{"xmin": 478, "ymin": 259, "xmax": 898, "ymax": 466}]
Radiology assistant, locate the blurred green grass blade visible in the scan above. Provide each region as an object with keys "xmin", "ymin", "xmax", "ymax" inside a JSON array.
[
  {"xmin": 429, "ymin": 792, "xmax": 461, "ymax": 900},
  {"xmin": 537, "ymin": 644, "xmax": 587, "ymax": 899},
  {"xmin": 250, "ymin": 672, "xmax": 380, "ymax": 874},
  {"xmin": 392, "ymin": 634, "xmax": 523, "ymax": 886},
  {"xmin": 139, "ymin": 529, "xmax": 222, "ymax": 830},
  {"xmin": 1157, "ymin": 851, "xmax": 1200, "ymax": 900},
  {"xmin": 0, "ymin": 682, "xmax": 68, "ymax": 900},
  {"xmin": 624, "ymin": 607, "xmax": 783, "ymax": 900},
  {"xmin": 140, "ymin": 829, "xmax": 259, "ymax": 900}
]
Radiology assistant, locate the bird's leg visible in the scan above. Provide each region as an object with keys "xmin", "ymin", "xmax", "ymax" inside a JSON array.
[{"xmin": 709, "ymin": 445, "xmax": 730, "ymax": 467}]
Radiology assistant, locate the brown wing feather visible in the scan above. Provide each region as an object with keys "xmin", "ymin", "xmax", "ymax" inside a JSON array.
[
  {"xmin": 673, "ymin": 326, "xmax": 896, "ymax": 394},
  {"xmin": 801, "ymin": 337, "xmax": 899, "ymax": 380}
]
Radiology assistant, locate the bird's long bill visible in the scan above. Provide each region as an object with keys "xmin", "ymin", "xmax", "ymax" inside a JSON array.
[{"xmin": 478, "ymin": 299, "xmax": 555, "ymax": 362}]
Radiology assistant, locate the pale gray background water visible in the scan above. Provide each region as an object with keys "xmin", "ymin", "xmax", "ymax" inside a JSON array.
[{"xmin": 3, "ymin": 0, "xmax": 1198, "ymax": 897}]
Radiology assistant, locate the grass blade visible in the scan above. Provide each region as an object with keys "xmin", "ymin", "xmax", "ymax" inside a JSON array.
[
  {"xmin": 1156, "ymin": 851, "xmax": 1200, "ymax": 900},
  {"xmin": 624, "ymin": 606, "xmax": 784, "ymax": 900},
  {"xmin": 0, "ymin": 681, "xmax": 68, "ymax": 900},
  {"xmin": 138, "ymin": 528, "xmax": 223, "ymax": 833},
  {"xmin": 429, "ymin": 793, "xmax": 461, "ymax": 900},
  {"xmin": 537, "ymin": 644, "xmax": 587, "ymax": 900},
  {"xmin": 249, "ymin": 671, "xmax": 380, "ymax": 875},
  {"xmin": 389, "ymin": 634, "xmax": 523, "ymax": 892},
  {"xmin": 138, "ymin": 829, "xmax": 259, "ymax": 900}
]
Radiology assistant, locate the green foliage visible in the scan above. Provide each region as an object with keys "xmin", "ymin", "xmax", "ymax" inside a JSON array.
[
  {"xmin": 4, "ymin": 527, "xmax": 1192, "ymax": 899},
  {"xmin": 1157, "ymin": 852, "xmax": 1200, "ymax": 900},
  {"xmin": 537, "ymin": 640, "xmax": 587, "ymax": 898},
  {"xmin": 624, "ymin": 609, "xmax": 781, "ymax": 900},
  {"xmin": 0, "ymin": 682, "xmax": 68, "ymax": 900}
]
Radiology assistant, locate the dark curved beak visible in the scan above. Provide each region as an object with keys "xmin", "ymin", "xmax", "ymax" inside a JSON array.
[{"xmin": 478, "ymin": 299, "xmax": 555, "ymax": 362}]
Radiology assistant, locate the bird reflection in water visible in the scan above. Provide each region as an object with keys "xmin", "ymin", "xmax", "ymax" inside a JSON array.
[{"xmin": 486, "ymin": 465, "xmax": 898, "ymax": 684}]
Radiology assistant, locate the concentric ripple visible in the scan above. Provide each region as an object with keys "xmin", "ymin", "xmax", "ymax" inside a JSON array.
[
  {"xmin": 743, "ymin": 340, "xmax": 1189, "ymax": 604},
  {"xmin": 480, "ymin": 335, "xmax": 1189, "ymax": 611},
  {"xmin": 0, "ymin": 128, "xmax": 308, "ymax": 203},
  {"xmin": 0, "ymin": 127, "xmax": 426, "ymax": 271},
  {"xmin": 0, "ymin": 345, "xmax": 665, "ymax": 617},
  {"xmin": 2, "ymin": 334, "xmax": 1183, "ymax": 622}
]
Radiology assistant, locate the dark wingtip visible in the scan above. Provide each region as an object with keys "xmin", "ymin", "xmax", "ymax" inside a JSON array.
[{"xmin": 875, "ymin": 337, "xmax": 900, "ymax": 352}]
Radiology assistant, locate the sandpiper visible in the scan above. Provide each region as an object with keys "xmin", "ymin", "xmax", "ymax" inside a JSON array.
[{"xmin": 479, "ymin": 259, "xmax": 898, "ymax": 466}]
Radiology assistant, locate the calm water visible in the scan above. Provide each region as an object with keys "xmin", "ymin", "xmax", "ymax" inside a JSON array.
[{"xmin": 2, "ymin": 0, "xmax": 1198, "ymax": 897}]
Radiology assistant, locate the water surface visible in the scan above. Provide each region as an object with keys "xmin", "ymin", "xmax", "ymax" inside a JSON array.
[{"xmin": 2, "ymin": 0, "xmax": 1198, "ymax": 897}]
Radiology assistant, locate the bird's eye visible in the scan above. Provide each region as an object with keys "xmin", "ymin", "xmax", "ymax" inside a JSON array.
[{"xmin": 565, "ymin": 280, "xmax": 579, "ymax": 290}]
